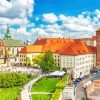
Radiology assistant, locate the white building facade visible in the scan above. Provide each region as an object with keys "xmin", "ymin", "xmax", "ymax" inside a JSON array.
[{"xmin": 60, "ymin": 54, "xmax": 96, "ymax": 79}]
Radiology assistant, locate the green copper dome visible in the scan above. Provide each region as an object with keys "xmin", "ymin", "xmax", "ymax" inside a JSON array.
[{"xmin": 4, "ymin": 25, "xmax": 12, "ymax": 40}]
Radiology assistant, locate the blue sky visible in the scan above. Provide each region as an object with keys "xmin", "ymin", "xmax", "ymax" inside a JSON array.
[
  {"xmin": 0, "ymin": 0, "xmax": 100, "ymax": 42},
  {"xmin": 30, "ymin": 0, "xmax": 100, "ymax": 28},
  {"xmin": 34, "ymin": 0, "xmax": 100, "ymax": 16}
]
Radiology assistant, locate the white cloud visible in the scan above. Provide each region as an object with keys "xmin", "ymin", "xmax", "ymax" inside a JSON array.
[
  {"xmin": 43, "ymin": 13, "xmax": 58, "ymax": 23},
  {"xmin": 16, "ymin": 27, "xmax": 31, "ymax": 36},
  {"xmin": 35, "ymin": 17, "xmax": 39, "ymax": 21},
  {"xmin": 31, "ymin": 28, "xmax": 47, "ymax": 36},
  {"xmin": 31, "ymin": 11, "xmax": 100, "ymax": 39},
  {"xmin": 0, "ymin": 0, "xmax": 34, "ymax": 18},
  {"xmin": 0, "ymin": 1, "xmax": 100, "ymax": 41},
  {"xmin": 0, "ymin": 0, "xmax": 34, "ymax": 27},
  {"xmin": 0, "ymin": 0, "xmax": 35, "ymax": 39}
]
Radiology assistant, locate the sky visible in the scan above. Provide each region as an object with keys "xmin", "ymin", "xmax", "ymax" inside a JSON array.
[{"xmin": 0, "ymin": 0, "xmax": 100, "ymax": 42}]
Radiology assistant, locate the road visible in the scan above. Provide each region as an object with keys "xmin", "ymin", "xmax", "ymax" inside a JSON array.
[{"xmin": 75, "ymin": 75, "xmax": 92, "ymax": 100}]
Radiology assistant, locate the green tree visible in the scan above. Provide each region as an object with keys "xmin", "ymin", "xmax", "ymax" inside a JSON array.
[
  {"xmin": 32, "ymin": 54, "xmax": 44, "ymax": 65},
  {"xmin": 40, "ymin": 50, "xmax": 55, "ymax": 72},
  {"xmin": 26, "ymin": 57, "xmax": 31, "ymax": 65}
]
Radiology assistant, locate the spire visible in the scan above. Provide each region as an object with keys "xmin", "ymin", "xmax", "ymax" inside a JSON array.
[{"xmin": 4, "ymin": 24, "xmax": 12, "ymax": 40}]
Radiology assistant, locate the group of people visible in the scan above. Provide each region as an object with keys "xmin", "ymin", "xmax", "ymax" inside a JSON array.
[{"xmin": 0, "ymin": 64, "xmax": 41, "ymax": 75}]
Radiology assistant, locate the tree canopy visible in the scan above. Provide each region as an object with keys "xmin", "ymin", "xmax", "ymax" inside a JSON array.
[
  {"xmin": 40, "ymin": 50, "xmax": 55, "ymax": 72},
  {"xmin": 26, "ymin": 56, "xmax": 31, "ymax": 65},
  {"xmin": 32, "ymin": 54, "xmax": 44, "ymax": 66}
]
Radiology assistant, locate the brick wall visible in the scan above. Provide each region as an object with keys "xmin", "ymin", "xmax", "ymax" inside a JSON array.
[{"xmin": 96, "ymin": 30, "xmax": 100, "ymax": 67}]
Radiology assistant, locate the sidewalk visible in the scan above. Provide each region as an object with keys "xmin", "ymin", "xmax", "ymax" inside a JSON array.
[{"xmin": 21, "ymin": 75, "xmax": 44, "ymax": 100}]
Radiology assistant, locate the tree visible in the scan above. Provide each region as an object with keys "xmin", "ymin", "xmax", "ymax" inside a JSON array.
[
  {"xmin": 40, "ymin": 50, "xmax": 55, "ymax": 72},
  {"xmin": 62, "ymin": 67, "xmax": 67, "ymax": 72},
  {"xmin": 26, "ymin": 57, "xmax": 31, "ymax": 65},
  {"xmin": 32, "ymin": 54, "xmax": 44, "ymax": 66}
]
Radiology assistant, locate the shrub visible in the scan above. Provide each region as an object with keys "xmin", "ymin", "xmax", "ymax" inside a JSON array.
[
  {"xmin": 0, "ymin": 73, "xmax": 34, "ymax": 88},
  {"xmin": 50, "ymin": 89, "xmax": 62, "ymax": 100},
  {"xmin": 56, "ymin": 75, "xmax": 67, "ymax": 89}
]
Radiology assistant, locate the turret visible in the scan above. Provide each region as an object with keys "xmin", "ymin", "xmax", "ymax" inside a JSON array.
[{"xmin": 4, "ymin": 24, "xmax": 12, "ymax": 40}]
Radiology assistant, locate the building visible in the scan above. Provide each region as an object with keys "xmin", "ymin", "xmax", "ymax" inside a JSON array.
[
  {"xmin": 96, "ymin": 29, "xmax": 100, "ymax": 68},
  {"xmin": 59, "ymin": 40, "xmax": 96, "ymax": 78},
  {"xmin": 19, "ymin": 38, "xmax": 96, "ymax": 78},
  {"xmin": 80, "ymin": 36, "xmax": 96, "ymax": 47},
  {"xmin": 0, "ymin": 26, "xmax": 25, "ymax": 64},
  {"xmin": 61, "ymin": 86, "xmax": 75, "ymax": 100},
  {"xmin": 19, "ymin": 45, "xmax": 42, "ymax": 66}
]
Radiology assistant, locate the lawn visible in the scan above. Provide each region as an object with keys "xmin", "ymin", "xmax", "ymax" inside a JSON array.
[
  {"xmin": 32, "ymin": 94, "xmax": 51, "ymax": 100},
  {"xmin": 31, "ymin": 77, "xmax": 60, "ymax": 92},
  {"xmin": 31, "ymin": 77, "xmax": 60, "ymax": 100},
  {"xmin": 0, "ymin": 86, "xmax": 21, "ymax": 100}
]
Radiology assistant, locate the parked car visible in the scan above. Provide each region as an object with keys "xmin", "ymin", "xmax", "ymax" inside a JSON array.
[
  {"xmin": 93, "ymin": 73, "xmax": 96, "ymax": 76},
  {"xmin": 77, "ymin": 78, "xmax": 82, "ymax": 81},
  {"xmin": 81, "ymin": 75, "xmax": 88, "ymax": 80},
  {"xmin": 84, "ymin": 80, "xmax": 92, "ymax": 88},
  {"xmin": 73, "ymin": 78, "xmax": 81, "ymax": 82}
]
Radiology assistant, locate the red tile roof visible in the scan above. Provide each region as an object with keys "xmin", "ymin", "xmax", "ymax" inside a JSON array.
[
  {"xmin": 96, "ymin": 28, "xmax": 100, "ymax": 32},
  {"xmin": 34, "ymin": 37, "xmax": 75, "ymax": 45},
  {"xmin": 20, "ymin": 45, "xmax": 43, "ymax": 53},
  {"xmin": 20, "ymin": 38, "xmax": 96, "ymax": 55},
  {"xmin": 58, "ymin": 40, "xmax": 96, "ymax": 55}
]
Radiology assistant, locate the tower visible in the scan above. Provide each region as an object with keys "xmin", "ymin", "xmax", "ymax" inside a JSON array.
[
  {"xmin": 4, "ymin": 25, "xmax": 12, "ymax": 40},
  {"xmin": 96, "ymin": 29, "xmax": 100, "ymax": 67}
]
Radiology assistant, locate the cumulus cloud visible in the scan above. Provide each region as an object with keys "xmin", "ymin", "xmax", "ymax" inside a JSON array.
[
  {"xmin": 43, "ymin": 13, "xmax": 58, "ymax": 23},
  {"xmin": 0, "ymin": 0, "xmax": 100, "ymax": 41},
  {"xmin": 38, "ymin": 10, "xmax": 100, "ymax": 38},
  {"xmin": 0, "ymin": 0, "xmax": 34, "ymax": 26},
  {"xmin": 0, "ymin": 0, "xmax": 34, "ymax": 40},
  {"xmin": 0, "ymin": 0, "xmax": 34, "ymax": 18}
]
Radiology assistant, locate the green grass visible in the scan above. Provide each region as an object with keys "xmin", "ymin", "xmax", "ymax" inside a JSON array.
[
  {"xmin": 0, "ymin": 86, "xmax": 21, "ymax": 100},
  {"xmin": 31, "ymin": 77, "xmax": 60, "ymax": 100},
  {"xmin": 31, "ymin": 77, "xmax": 60, "ymax": 93},
  {"xmin": 32, "ymin": 94, "xmax": 51, "ymax": 100}
]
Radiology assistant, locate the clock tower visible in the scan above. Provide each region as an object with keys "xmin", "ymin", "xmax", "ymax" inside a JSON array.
[{"xmin": 96, "ymin": 29, "xmax": 100, "ymax": 67}]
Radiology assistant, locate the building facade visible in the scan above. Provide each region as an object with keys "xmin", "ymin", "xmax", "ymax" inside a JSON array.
[
  {"xmin": 19, "ymin": 38, "xmax": 96, "ymax": 79},
  {"xmin": 60, "ymin": 54, "xmax": 96, "ymax": 78},
  {"xmin": 0, "ymin": 26, "xmax": 25, "ymax": 64},
  {"xmin": 96, "ymin": 29, "xmax": 100, "ymax": 68}
]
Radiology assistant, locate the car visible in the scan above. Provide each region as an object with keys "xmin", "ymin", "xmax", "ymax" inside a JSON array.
[
  {"xmin": 93, "ymin": 73, "xmax": 96, "ymax": 76},
  {"xmin": 81, "ymin": 75, "xmax": 88, "ymax": 80},
  {"xmin": 77, "ymin": 78, "xmax": 82, "ymax": 81},
  {"xmin": 73, "ymin": 78, "xmax": 81, "ymax": 82},
  {"xmin": 84, "ymin": 80, "xmax": 92, "ymax": 88}
]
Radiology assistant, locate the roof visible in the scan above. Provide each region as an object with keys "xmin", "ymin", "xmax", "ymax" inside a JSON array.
[
  {"xmin": 49, "ymin": 71, "xmax": 66, "ymax": 76},
  {"xmin": 79, "ymin": 36, "xmax": 96, "ymax": 41},
  {"xmin": 34, "ymin": 37, "xmax": 75, "ymax": 45},
  {"xmin": 96, "ymin": 28, "xmax": 100, "ymax": 32},
  {"xmin": 20, "ymin": 45, "xmax": 43, "ymax": 53},
  {"xmin": 2, "ymin": 39, "xmax": 24, "ymax": 47},
  {"xmin": 58, "ymin": 40, "xmax": 96, "ymax": 55},
  {"xmin": 20, "ymin": 38, "xmax": 96, "ymax": 55},
  {"xmin": 89, "ymin": 88, "xmax": 100, "ymax": 97}
]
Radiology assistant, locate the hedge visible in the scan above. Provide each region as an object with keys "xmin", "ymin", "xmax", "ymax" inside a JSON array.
[
  {"xmin": 0, "ymin": 73, "xmax": 34, "ymax": 88},
  {"xmin": 50, "ymin": 89, "xmax": 62, "ymax": 100},
  {"xmin": 56, "ymin": 75, "xmax": 68, "ymax": 89}
]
